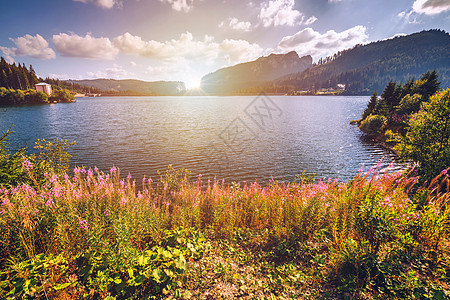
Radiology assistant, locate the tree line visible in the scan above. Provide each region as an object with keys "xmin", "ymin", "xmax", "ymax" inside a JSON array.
[
  {"xmin": 358, "ymin": 70, "xmax": 449, "ymax": 181},
  {"xmin": 0, "ymin": 57, "xmax": 39, "ymax": 90},
  {"xmin": 0, "ymin": 57, "xmax": 75, "ymax": 105}
]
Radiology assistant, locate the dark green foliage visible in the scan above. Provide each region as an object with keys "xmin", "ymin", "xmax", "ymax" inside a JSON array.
[
  {"xmin": 361, "ymin": 91, "xmax": 377, "ymax": 119},
  {"xmin": 0, "ymin": 127, "xmax": 74, "ymax": 187},
  {"xmin": 395, "ymin": 93, "xmax": 422, "ymax": 115},
  {"xmin": 360, "ymin": 70, "xmax": 442, "ymax": 132},
  {"xmin": 0, "ymin": 87, "xmax": 50, "ymax": 105},
  {"xmin": 0, "ymin": 57, "xmax": 38, "ymax": 90},
  {"xmin": 0, "ymin": 127, "xmax": 30, "ymax": 186},
  {"xmin": 395, "ymin": 89, "xmax": 450, "ymax": 181},
  {"xmin": 0, "ymin": 228, "xmax": 208, "ymax": 299},
  {"xmin": 380, "ymin": 80, "xmax": 402, "ymax": 113},
  {"xmin": 24, "ymin": 90, "xmax": 49, "ymax": 104}
]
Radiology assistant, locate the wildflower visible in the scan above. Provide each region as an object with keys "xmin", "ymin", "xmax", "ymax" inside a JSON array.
[
  {"xmin": 119, "ymin": 196, "xmax": 128, "ymax": 206},
  {"xmin": 442, "ymin": 169, "xmax": 448, "ymax": 175},
  {"xmin": 104, "ymin": 209, "xmax": 111, "ymax": 216},
  {"xmin": 46, "ymin": 199, "xmax": 55, "ymax": 206},
  {"xmin": 358, "ymin": 164, "xmax": 364, "ymax": 173},
  {"xmin": 22, "ymin": 158, "xmax": 33, "ymax": 171},
  {"xmin": 110, "ymin": 166, "xmax": 117, "ymax": 173},
  {"xmin": 50, "ymin": 174, "xmax": 58, "ymax": 183},
  {"xmin": 79, "ymin": 219, "xmax": 88, "ymax": 230},
  {"xmin": 127, "ymin": 174, "xmax": 132, "ymax": 180}
]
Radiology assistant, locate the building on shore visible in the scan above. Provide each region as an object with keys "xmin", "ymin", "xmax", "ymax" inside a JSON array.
[{"xmin": 35, "ymin": 83, "xmax": 52, "ymax": 96}]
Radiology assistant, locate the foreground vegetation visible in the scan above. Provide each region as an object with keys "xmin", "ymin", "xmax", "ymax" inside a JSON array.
[{"xmin": 0, "ymin": 130, "xmax": 449, "ymax": 299}]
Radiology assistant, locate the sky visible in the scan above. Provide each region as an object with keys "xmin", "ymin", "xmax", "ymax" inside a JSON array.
[{"xmin": 0, "ymin": 0, "xmax": 449, "ymax": 89}]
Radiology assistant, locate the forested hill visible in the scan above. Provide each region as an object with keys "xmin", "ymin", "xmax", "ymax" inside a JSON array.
[
  {"xmin": 66, "ymin": 79, "xmax": 186, "ymax": 96},
  {"xmin": 274, "ymin": 29, "xmax": 450, "ymax": 95},
  {"xmin": 200, "ymin": 51, "xmax": 313, "ymax": 95}
]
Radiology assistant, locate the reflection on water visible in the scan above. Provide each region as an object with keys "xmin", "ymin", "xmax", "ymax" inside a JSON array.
[{"xmin": 0, "ymin": 95, "xmax": 404, "ymax": 183}]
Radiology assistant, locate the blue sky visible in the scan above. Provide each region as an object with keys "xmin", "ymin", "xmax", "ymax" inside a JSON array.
[{"xmin": 1, "ymin": 0, "xmax": 449, "ymax": 88}]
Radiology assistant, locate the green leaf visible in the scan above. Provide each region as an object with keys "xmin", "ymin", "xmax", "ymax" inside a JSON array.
[
  {"xmin": 53, "ymin": 282, "xmax": 73, "ymax": 290},
  {"xmin": 113, "ymin": 277, "xmax": 122, "ymax": 284},
  {"xmin": 152, "ymin": 269, "xmax": 165, "ymax": 283}
]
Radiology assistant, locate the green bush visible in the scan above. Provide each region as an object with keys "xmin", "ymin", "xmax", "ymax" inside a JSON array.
[
  {"xmin": 24, "ymin": 90, "xmax": 49, "ymax": 104},
  {"xmin": 358, "ymin": 114, "xmax": 387, "ymax": 136},
  {"xmin": 49, "ymin": 88, "xmax": 75, "ymax": 103},
  {"xmin": 395, "ymin": 93, "xmax": 422, "ymax": 115}
]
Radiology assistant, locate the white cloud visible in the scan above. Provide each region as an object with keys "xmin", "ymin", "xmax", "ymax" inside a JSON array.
[
  {"xmin": 113, "ymin": 31, "xmax": 264, "ymax": 65},
  {"xmin": 329, "ymin": 0, "xmax": 343, "ymax": 2},
  {"xmin": 258, "ymin": 0, "xmax": 302, "ymax": 27},
  {"xmin": 86, "ymin": 64, "xmax": 133, "ymax": 79},
  {"xmin": 219, "ymin": 18, "xmax": 252, "ymax": 32},
  {"xmin": 398, "ymin": 10, "xmax": 419, "ymax": 23},
  {"xmin": 53, "ymin": 33, "xmax": 119, "ymax": 60},
  {"xmin": 130, "ymin": 61, "xmax": 137, "ymax": 67},
  {"xmin": 73, "ymin": 0, "xmax": 116, "ymax": 9},
  {"xmin": 0, "ymin": 47, "xmax": 16, "ymax": 63},
  {"xmin": 304, "ymin": 16, "xmax": 318, "ymax": 25},
  {"xmin": 0, "ymin": 34, "xmax": 56, "ymax": 61},
  {"xmin": 48, "ymin": 73, "xmax": 71, "ymax": 80},
  {"xmin": 278, "ymin": 26, "xmax": 368, "ymax": 60},
  {"xmin": 388, "ymin": 33, "xmax": 408, "ymax": 39},
  {"xmin": 412, "ymin": 0, "xmax": 450, "ymax": 15},
  {"xmin": 219, "ymin": 39, "xmax": 265, "ymax": 64},
  {"xmin": 159, "ymin": 0, "xmax": 196, "ymax": 12}
]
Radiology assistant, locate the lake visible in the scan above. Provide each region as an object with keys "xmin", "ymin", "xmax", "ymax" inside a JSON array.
[{"xmin": 0, "ymin": 95, "xmax": 402, "ymax": 183}]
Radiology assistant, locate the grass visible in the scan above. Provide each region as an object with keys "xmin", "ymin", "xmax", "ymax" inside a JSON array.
[{"xmin": 0, "ymin": 163, "xmax": 449, "ymax": 299}]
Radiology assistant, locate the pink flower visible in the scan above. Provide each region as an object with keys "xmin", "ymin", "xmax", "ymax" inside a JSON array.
[
  {"xmin": 119, "ymin": 196, "xmax": 128, "ymax": 206},
  {"xmin": 22, "ymin": 158, "xmax": 33, "ymax": 171},
  {"xmin": 79, "ymin": 219, "xmax": 88, "ymax": 230}
]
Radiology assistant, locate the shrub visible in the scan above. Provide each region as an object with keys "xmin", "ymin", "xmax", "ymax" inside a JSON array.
[
  {"xmin": 49, "ymin": 89, "xmax": 75, "ymax": 103},
  {"xmin": 395, "ymin": 93, "xmax": 423, "ymax": 115},
  {"xmin": 358, "ymin": 114, "xmax": 387, "ymax": 136}
]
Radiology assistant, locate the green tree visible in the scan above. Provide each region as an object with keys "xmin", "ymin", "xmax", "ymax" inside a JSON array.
[
  {"xmin": 412, "ymin": 70, "xmax": 440, "ymax": 100},
  {"xmin": 395, "ymin": 89, "xmax": 450, "ymax": 181},
  {"xmin": 361, "ymin": 91, "xmax": 378, "ymax": 119}
]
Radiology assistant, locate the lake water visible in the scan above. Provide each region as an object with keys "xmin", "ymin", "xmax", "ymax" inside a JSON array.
[{"xmin": 0, "ymin": 95, "xmax": 402, "ymax": 183}]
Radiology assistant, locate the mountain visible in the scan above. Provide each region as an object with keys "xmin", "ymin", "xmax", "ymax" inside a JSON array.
[
  {"xmin": 200, "ymin": 51, "xmax": 313, "ymax": 95},
  {"xmin": 66, "ymin": 79, "xmax": 186, "ymax": 96},
  {"xmin": 274, "ymin": 29, "xmax": 450, "ymax": 95}
]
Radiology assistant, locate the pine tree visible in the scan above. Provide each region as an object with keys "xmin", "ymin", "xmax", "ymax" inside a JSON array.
[{"xmin": 362, "ymin": 91, "xmax": 378, "ymax": 119}]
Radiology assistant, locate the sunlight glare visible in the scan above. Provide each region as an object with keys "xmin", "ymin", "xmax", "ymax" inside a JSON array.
[{"xmin": 185, "ymin": 78, "xmax": 202, "ymax": 90}]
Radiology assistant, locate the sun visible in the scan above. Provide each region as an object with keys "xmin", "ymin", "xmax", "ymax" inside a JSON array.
[{"xmin": 185, "ymin": 78, "xmax": 202, "ymax": 90}]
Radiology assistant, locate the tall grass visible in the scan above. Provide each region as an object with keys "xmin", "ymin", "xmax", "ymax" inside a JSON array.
[{"xmin": 0, "ymin": 163, "xmax": 449, "ymax": 298}]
